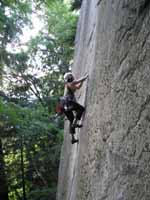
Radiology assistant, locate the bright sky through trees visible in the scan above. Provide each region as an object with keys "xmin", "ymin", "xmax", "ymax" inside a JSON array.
[
  {"xmin": 20, "ymin": 13, "xmax": 43, "ymax": 44},
  {"xmin": 6, "ymin": 9, "xmax": 44, "ymax": 53}
]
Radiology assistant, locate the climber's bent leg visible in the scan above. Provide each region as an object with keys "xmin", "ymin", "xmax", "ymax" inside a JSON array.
[
  {"xmin": 64, "ymin": 110, "xmax": 75, "ymax": 134},
  {"xmin": 71, "ymin": 101, "xmax": 85, "ymax": 127},
  {"xmin": 73, "ymin": 102, "xmax": 85, "ymax": 120}
]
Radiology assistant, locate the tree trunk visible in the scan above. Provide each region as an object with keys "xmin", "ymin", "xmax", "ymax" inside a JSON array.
[
  {"xmin": 0, "ymin": 139, "xmax": 9, "ymax": 200},
  {"xmin": 20, "ymin": 136, "xmax": 27, "ymax": 200}
]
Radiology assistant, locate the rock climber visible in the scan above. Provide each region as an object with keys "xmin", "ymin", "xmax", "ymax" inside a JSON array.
[{"xmin": 56, "ymin": 72, "xmax": 88, "ymax": 144}]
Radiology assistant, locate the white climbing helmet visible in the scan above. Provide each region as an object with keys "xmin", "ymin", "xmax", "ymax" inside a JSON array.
[{"xmin": 64, "ymin": 72, "xmax": 74, "ymax": 83}]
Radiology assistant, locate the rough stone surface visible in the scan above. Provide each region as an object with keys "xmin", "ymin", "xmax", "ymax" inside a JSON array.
[{"xmin": 57, "ymin": 0, "xmax": 150, "ymax": 200}]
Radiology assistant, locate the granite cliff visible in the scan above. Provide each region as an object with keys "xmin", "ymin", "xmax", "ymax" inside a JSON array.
[{"xmin": 57, "ymin": 0, "xmax": 150, "ymax": 199}]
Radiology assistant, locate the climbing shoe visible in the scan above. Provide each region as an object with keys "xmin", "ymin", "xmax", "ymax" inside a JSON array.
[{"xmin": 71, "ymin": 139, "xmax": 79, "ymax": 144}]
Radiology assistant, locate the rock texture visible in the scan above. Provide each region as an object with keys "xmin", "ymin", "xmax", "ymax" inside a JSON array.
[{"xmin": 57, "ymin": 0, "xmax": 150, "ymax": 200}]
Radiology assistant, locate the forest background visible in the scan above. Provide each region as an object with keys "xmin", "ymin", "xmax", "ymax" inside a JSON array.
[{"xmin": 0, "ymin": 0, "xmax": 82, "ymax": 200}]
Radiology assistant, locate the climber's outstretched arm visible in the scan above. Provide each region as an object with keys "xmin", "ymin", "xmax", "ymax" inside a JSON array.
[
  {"xmin": 67, "ymin": 74, "xmax": 88, "ymax": 90},
  {"xmin": 73, "ymin": 74, "xmax": 88, "ymax": 84}
]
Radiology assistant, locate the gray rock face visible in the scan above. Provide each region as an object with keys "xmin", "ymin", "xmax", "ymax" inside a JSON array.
[{"xmin": 57, "ymin": 0, "xmax": 150, "ymax": 199}]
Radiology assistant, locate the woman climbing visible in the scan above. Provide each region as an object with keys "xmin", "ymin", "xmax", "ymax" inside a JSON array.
[{"xmin": 57, "ymin": 72, "xmax": 88, "ymax": 144}]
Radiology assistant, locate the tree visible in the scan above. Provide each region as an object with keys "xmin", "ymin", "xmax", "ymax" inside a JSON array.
[
  {"xmin": 0, "ymin": 0, "xmax": 78, "ymax": 199},
  {"xmin": 0, "ymin": 0, "xmax": 31, "ymax": 68}
]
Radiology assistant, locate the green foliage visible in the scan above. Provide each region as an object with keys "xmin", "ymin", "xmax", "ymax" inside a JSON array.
[
  {"xmin": 0, "ymin": 0, "xmax": 78, "ymax": 199},
  {"xmin": 46, "ymin": 1, "xmax": 78, "ymax": 45},
  {"xmin": 1, "ymin": 99, "xmax": 63, "ymax": 200},
  {"xmin": 0, "ymin": 0, "xmax": 32, "ymax": 72},
  {"xmin": 0, "ymin": 0, "xmax": 32, "ymax": 40}
]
